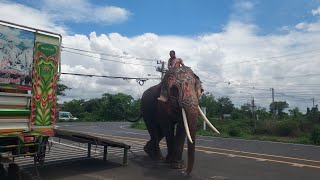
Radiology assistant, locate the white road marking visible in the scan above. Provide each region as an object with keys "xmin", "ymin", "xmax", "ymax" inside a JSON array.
[
  {"xmin": 292, "ymin": 164, "xmax": 305, "ymax": 167},
  {"xmin": 256, "ymin": 158, "xmax": 267, "ymax": 162},
  {"xmin": 227, "ymin": 154, "xmax": 237, "ymax": 158},
  {"xmin": 211, "ymin": 176, "xmax": 228, "ymax": 179}
]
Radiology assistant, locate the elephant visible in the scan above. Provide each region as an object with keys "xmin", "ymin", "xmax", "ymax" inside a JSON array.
[{"xmin": 129, "ymin": 66, "xmax": 219, "ymax": 175}]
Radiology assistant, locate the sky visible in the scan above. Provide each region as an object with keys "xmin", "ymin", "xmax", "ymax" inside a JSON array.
[{"xmin": 1, "ymin": 0, "xmax": 320, "ymax": 111}]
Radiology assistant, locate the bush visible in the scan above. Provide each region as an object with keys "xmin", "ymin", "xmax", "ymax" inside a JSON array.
[
  {"xmin": 310, "ymin": 125, "xmax": 320, "ymax": 145},
  {"xmin": 254, "ymin": 120, "xmax": 276, "ymax": 135},
  {"xmin": 228, "ymin": 125, "xmax": 242, "ymax": 137},
  {"xmin": 275, "ymin": 120, "xmax": 300, "ymax": 137}
]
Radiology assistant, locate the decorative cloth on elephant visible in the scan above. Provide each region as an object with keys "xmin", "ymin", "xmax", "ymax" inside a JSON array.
[{"xmin": 157, "ymin": 67, "xmax": 204, "ymax": 102}]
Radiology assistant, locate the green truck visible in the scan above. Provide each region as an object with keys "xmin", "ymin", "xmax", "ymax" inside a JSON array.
[
  {"xmin": 0, "ymin": 20, "xmax": 130, "ymax": 179},
  {"xmin": 0, "ymin": 20, "xmax": 61, "ymax": 178}
]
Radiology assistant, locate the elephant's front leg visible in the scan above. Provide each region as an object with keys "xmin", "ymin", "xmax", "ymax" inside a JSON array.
[
  {"xmin": 158, "ymin": 118, "xmax": 175, "ymax": 163},
  {"xmin": 157, "ymin": 103, "xmax": 175, "ymax": 163},
  {"xmin": 171, "ymin": 120, "xmax": 186, "ymax": 169}
]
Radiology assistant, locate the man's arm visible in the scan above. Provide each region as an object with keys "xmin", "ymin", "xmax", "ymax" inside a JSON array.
[
  {"xmin": 179, "ymin": 58, "xmax": 185, "ymax": 66},
  {"xmin": 167, "ymin": 59, "xmax": 171, "ymax": 69}
]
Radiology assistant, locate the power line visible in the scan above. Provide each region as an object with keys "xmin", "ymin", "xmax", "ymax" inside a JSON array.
[
  {"xmin": 198, "ymin": 53, "xmax": 319, "ymax": 73},
  {"xmin": 61, "ymin": 72, "xmax": 161, "ymax": 80},
  {"xmin": 62, "ymin": 49, "xmax": 156, "ymax": 67},
  {"xmin": 217, "ymin": 55, "xmax": 318, "ymax": 71},
  {"xmin": 62, "ymin": 46, "xmax": 160, "ymax": 62},
  {"xmin": 200, "ymin": 72, "xmax": 320, "ymax": 87},
  {"xmin": 61, "ymin": 72, "xmax": 161, "ymax": 86},
  {"xmin": 272, "ymin": 73, "xmax": 320, "ymax": 79},
  {"xmin": 215, "ymin": 48, "xmax": 320, "ymax": 67}
]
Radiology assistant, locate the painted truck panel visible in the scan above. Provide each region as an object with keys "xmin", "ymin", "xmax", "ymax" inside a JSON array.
[
  {"xmin": 0, "ymin": 22, "xmax": 61, "ymax": 136},
  {"xmin": 31, "ymin": 34, "xmax": 60, "ymax": 135}
]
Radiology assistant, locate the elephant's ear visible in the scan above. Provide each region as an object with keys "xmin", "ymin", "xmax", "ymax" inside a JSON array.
[{"xmin": 195, "ymin": 76, "xmax": 204, "ymax": 97}]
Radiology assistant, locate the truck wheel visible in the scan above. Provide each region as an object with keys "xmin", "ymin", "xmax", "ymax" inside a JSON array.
[
  {"xmin": 0, "ymin": 163, "xmax": 7, "ymax": 180},
  {"xmin": 8, "ymin": 163, "xmax": 20, "ymax": 180}
]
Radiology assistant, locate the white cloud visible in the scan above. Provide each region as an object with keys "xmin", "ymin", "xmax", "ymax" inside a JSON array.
[
  {"xmin": 1, "ymin": 1, "xmax": 319, "ymax": 111},
  {"xmin": 234, "ymin": 1, "xmax": 255, "ymax": 10},
  {"xmin": 231, "ymin": 1, "xmax": 256, "ymax": 23},
  {"xmin": 311, "ymin": 7, "xmax": 320, "ymax": 16},
  {"xmin": 0, "ymin": 1, "xmax": 67, "ymax": 34},
  {"xmin": 41, "ymin": 0, "xmax": 131, "ymax": 24},
  {"xmin": 295, "ymin": 22, "xmax": 320, "ymax": 32},
  {"xmin": 94, "ymin": 6, "xmax": 131, "ymax": 23}
]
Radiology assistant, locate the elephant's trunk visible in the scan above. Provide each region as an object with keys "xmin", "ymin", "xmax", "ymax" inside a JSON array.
[
  {"xmin": 183, "ymin": 109, "xmax": 198, "ymax": 175},
  {"xmin": 186, "ymin": 129, "xmax": 196, "ymax": 175}
]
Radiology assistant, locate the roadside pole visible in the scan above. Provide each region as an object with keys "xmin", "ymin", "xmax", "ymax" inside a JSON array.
[
  {"xmin": 202, "ymin": 107, "xmax": 207, "ymax": 131},
  {"xmin": 156, "ymin": 61, "xmax": 165, "ymax": 80}
]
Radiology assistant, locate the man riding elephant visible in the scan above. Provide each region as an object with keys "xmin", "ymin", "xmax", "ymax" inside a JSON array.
[{"xmin": 168, "ymin": 50, "xmax": 185, "ymax": 69}]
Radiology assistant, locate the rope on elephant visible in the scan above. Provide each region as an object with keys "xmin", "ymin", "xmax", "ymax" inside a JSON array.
[{"xmin": 129, "ymin": 148, "xmax": 140, "ymax": 157}]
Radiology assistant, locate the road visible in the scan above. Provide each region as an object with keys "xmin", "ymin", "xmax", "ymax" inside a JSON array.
[{"xmin": 17, "ymin": 122, "xmax": 320, "ymax": 180}]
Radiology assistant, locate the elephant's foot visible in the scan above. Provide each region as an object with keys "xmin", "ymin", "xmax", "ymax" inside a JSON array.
[
  {"xmin": 154, "ymin": 149, "xmax": 164, "ymax": 160},
  {"xmin": 165, "ymin": 156, "xmax": 173, "ymax": 163},
  {"xmin": 171, "ymin": 160, "xmax": 185, "ymax": 169},
  {"xmin": 156, "ymin": 152, "xmax": 165, "ymax": 160},
  {"xmin": 144, "ymin": 144, "xmax": 163, "ymax": 160}
]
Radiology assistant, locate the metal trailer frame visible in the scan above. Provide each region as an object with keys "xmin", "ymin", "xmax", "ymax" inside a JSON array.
[{"xmin": 54, "ymin": 129, "xmax": 131, "ymax": 165}]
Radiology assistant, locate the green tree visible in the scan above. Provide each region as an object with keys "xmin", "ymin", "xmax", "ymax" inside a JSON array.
[
  {"xmin": 63, "ymin": 99, "xmax": 85, "ymax": 118},
  {"xmin": 57, "ymin": 77, "xmax": 71, "ymax": 96},
  {"xmin": 100, "ymin": 93, "xmax": 134, "ymax": 121},
  {"xmin": 127, "ymin": 98, "xmax": 141, "ymax": 118},
  {"xmin": 288, "ymin": 107, "xmax": 303, "ymax": 118},
  {"xmin": 255, "ymin": 107, "xmax": 270, "ymax": 120},
  {"xmin": 216, "ymin": 97, "xmax": 234, "ymax": 119},
  {"xmin": 231, "ymin": 103, "xmax": 252, "ymax": 121},
  {"xmin": 199, "ymin": 92, "xmax": 218, "ymax": 119},
  {"xmin": 269, "ymin": 101, "xmax": 289, "ymax": 117}
]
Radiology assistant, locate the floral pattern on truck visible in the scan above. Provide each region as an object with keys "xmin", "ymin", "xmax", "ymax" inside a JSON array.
[{"xmin": 31, "ymin": 41, "xmax": 59, "ymax": 128}]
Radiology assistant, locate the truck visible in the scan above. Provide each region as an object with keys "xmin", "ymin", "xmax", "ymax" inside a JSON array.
[{"xmin": 0, "ymin": 20, "xmax": 130, "ymax": 179}]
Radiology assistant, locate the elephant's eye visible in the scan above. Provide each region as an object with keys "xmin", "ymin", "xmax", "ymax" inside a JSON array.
[{"xmin": 170, "ymin": 85, "xmax": 179, "ymax": 97}]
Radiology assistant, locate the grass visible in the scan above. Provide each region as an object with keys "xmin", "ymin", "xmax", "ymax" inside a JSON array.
[
  {"xmin": 131, "ymin": 120, "xmax": 147, "ymax": 130},
  {"xmin": 131, "ymin": 121, "xmax": 316, "ymax": 145},
  {"xmin": 197, "ymin": 129, "xmax": 312, "ymax": 145}
]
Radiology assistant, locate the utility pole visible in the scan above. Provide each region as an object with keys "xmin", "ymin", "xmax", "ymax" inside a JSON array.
[
  {"xmin": 312, "ymin": 97, "xmax": 315, "ymax": 108},
  {"xmin": 156, "ymin": 61, "xmax": 166, "ymax": 80},
  {"xmin": 202, "ymin": 107, "xmax": 207, "ymax": 131},
  {"xmin": 271, "ymin": 88, "xmax": 275, "ymax": 116},
  {"xmin": 251, "ymin": 96, "xmax": 256, "ymax": 129}
]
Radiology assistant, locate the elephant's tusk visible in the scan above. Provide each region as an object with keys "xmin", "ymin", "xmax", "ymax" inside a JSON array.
[
  {"xmin": 182, "ymin": 108, "xmax": 193, "ymax": 144},
  {"xmin": 198, "ymin": 106, "xmax": 220, "ymax": 134}
]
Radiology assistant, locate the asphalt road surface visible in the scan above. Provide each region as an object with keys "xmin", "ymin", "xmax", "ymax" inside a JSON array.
[{"xmin": 16, "ymin": 122, "xmax": 320, "ymax": 180}]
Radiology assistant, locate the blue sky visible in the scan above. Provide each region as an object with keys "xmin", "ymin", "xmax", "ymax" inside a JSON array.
[{"xmin": 14, "ymin": 0, "xmax": 320, "ymax": 36}]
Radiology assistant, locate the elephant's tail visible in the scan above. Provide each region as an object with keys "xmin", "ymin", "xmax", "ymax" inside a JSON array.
[{"xmin": 125, "ymin": 112, "xmax": 142, "ymax": 122}]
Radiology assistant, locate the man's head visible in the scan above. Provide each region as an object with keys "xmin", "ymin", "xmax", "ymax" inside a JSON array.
[{"xmin": 169, "ymin": 50, "xmax": 176, "ymax": 58}]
